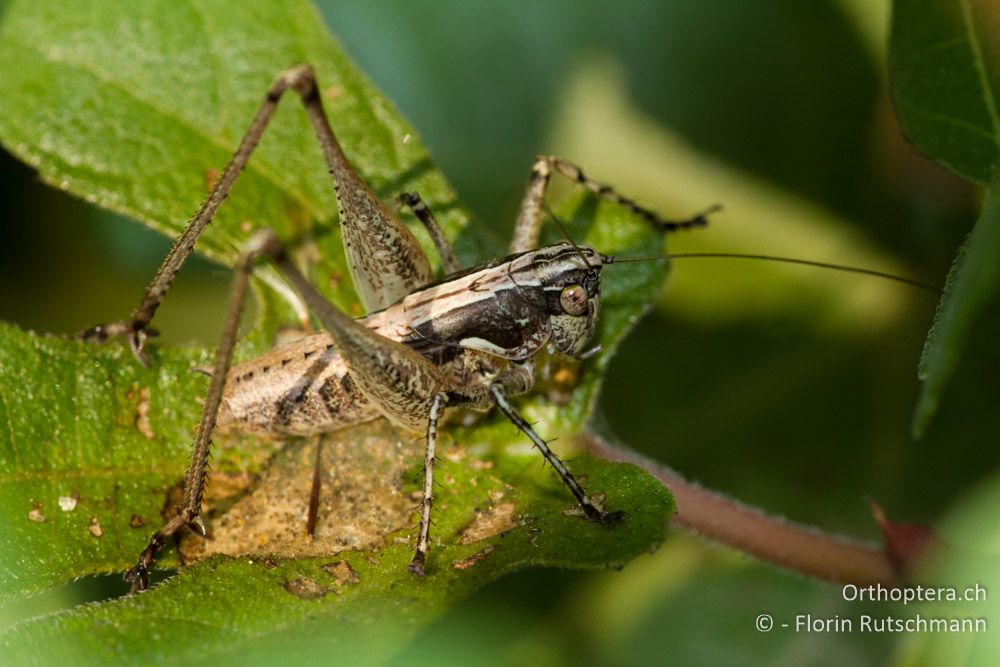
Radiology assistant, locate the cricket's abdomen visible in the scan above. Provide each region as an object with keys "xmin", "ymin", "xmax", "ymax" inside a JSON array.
[
  {"xmin": 216, "ymin": 332, "xmax": 379, "ymax": 437},
  {"xmin": 212, "ymin": 269, "xmax": 548, "ymax": 437}
]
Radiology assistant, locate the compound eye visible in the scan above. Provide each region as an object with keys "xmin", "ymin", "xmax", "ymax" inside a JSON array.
[{"xmin": 559, "ymin": 284, "xmax": 588, "ymax": 316}]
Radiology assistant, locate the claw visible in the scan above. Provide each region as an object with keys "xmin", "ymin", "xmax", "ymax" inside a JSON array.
[
  {"xmin": 124, "ymin": 562, "xmax": 149, "ymax": 595},
  {"xmin": 188, "ymin": 515, "xmax": 207, "ymax": 537},
  {"xmin": 75, "ymin": 320, "xmax": 157, "ymax": 367},
  {"xmin": 583, "ymin": 505, "xmax": 626, "ymax": 527},
  {"xmin": 127, "ymin": 329, "xmax": 152, "ymax": 368},
  {"xmin": 408, "ymin": 552, "xmax": 427, "ymax": 577},
  {"xmin": 597, "ymin": 509, "xmax": 627, "ymax": 526}
]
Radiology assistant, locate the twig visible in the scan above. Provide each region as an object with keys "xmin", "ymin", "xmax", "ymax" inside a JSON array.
[{"xmin": 580, "ymin": 432, "xmax": 897, "ymax": 586}]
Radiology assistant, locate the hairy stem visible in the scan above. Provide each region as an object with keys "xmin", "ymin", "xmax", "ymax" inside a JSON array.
[{"xmin": 580, "ymin": 433, "xmax": 897, "ymax": 586}]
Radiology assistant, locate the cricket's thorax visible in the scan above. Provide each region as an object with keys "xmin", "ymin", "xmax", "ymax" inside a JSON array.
[
  {"xmin": 216, "ymin": 243, "xmax": 602, "ymax": 437},
  {"xmin": 396, "ymin": 243, "xmax": 603, "ymax": 359}
]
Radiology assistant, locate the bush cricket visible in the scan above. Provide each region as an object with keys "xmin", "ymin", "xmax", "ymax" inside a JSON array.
[
  {"xmin": 78, "ymin": 65, "xmax": 932, "ymax": 593},
  {"xmin": 75, "ymin": 65, "xmax": 716, "ymax": 590}
]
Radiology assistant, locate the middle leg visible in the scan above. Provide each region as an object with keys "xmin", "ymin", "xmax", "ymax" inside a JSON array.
[
  {"xmin": 408, "ymin": 391, "xmax": 449, "ymax": 576},
  {"xmin": 398, "ymin": 191, "xmax": 463, "ymax": 274}
]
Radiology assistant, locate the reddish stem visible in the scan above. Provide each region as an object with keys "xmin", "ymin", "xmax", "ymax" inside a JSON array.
[{"xmin": 581, "ymin": 433, "xmax": 897, "ymax": 586}]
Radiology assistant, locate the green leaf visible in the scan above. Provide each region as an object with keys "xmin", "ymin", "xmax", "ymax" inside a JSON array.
[
  {"xmin": 0, "ymin": 325, "xmax": 214, "ymax": 602},
  {"xmin": 889, "ymin": 0, "xmax": 1000, "ymax": 184},
  {"xmin": 0, "ymin": 326, "xmax": 670, "ymax": 664},
  {"xmin": 913, "ymin": 171, "xmax": 1000, "ymax": 437},
  {"xmin": 890, "ymin": 0, "xmax": 1000, "ymax": 435},
  {"xmin": 0, "ymin": 0, "xmax": 676, "ymax": 662},
  {"xmin": 0, "ymin": 0, "xmax": 489, "ymax": 316},
  {"xmin": 897, "ymin": 470, "xmax": 1000, "ymax": 664}
]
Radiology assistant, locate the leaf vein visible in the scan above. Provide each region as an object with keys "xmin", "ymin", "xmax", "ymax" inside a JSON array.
[
  {"xmin": 960, "ymin": 0, "xmax": 1000, "ymax": 147},
  {"xmin": 911, "ymin": 107, "xmax": 999, "ymax": 142}
]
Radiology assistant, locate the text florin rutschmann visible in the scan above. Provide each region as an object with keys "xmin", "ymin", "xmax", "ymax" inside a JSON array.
[
  {"xmin": 842, "ymin": 583, "xmax": 987, "ymax": 606},
  {"xmin": 794, "ymin": 614, "xmax": 986, "ymax": 634}
]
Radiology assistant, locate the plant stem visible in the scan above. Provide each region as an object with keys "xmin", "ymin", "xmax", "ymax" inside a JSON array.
[{"xmin": 580, "ymin": 433, "xmax": 897, "ymax": 585}]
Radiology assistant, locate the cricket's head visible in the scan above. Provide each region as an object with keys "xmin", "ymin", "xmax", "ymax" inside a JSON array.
[{"xmin": 532, "ymin": 243, "xmax": 603, "ymax": 356}]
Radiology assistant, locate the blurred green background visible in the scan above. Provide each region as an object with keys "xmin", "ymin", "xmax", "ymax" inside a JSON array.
[{"xmin": 2, "ymin": 0, "xmax": 998, "ymax": 664}]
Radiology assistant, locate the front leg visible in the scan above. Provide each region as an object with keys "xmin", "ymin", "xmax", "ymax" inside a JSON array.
[{"xmin": 489, "ymin": 383, "xmax": 623, "ymax": 525}]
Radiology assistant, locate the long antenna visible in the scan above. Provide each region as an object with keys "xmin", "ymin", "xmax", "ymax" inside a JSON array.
[
  {"xmin": 603, "ymin": 251, "xmax": 941, "ymax": 294},
  {"xmin": 543, "ymin": 203, "xmax": 597, "ymax": 271}
]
